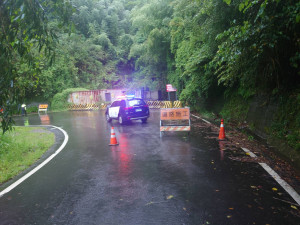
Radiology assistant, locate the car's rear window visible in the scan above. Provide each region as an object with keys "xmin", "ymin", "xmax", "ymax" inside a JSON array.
[
  {"xmin": 128, "ymin": 99, "xmax": 146, "ymax": 107},
  {"xmin": 120, "ymin": 100, "xmax": 126, "ymax": 108}
]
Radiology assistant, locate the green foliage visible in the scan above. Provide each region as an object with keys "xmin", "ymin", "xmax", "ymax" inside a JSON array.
[
  {"xmin": 248, "ymin": 135, "xmax": 254, "ymax": 141},
  {"xmin": 51, "ymin": 88, "xmax": 88, "ymax": 111},
  {"xmin": 27, "ymin": 106, "xmax": 39, "ymax": 114},
  {"xmin": 1, "ymin": 0, "xmax": 299, "ymax": 153},
  {"xmin": 179, "ymin": 81, "xmax": 204, "ymax": 109},
  {"xmin": 0, "ymin": 0, "xmax": 74, "ymax": 133},
  {"xmin": 129, "ymin": 0, "xmax": 173, "ymax": 90},
  {"xmin": 23, "ymin": 0, "xmax": 134, "ymax": 102},
  {"xmin": 220, "ymin": 92, "xmax": 250, "ymax": 122},
  {"xmin": 224, "ymin": 0, "xmax": 231, "ymax": 5},
  {"xmin": 287, "ymin": 134, "xmax": 300, "ymax": 151},
  {"xmin": 96, "ymin": 33, "xmax": 113, "ymax": 50},
  {"xmin": 169, "ymin": 0, "xmax": 232, "ymax": 106},
  {"xmin": 215, "ymin": 0, "xmax": 300, "ymax": 94},
  {"xmin": 270, "ymin": 91, "xmax": 300, "ymax": 150}
]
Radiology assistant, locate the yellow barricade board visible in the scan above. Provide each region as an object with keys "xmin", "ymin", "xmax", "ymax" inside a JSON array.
[{"xmin": 38, "ymin": 104, "xmax": 48, "ymax": 113}]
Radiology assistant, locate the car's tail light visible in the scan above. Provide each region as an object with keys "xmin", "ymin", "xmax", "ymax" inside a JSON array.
[{"xmin": 124, "ymin": 107, "xmax": 133, "ymax": 111}]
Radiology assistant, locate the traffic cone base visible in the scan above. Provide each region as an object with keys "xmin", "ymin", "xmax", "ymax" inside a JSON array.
[
  {"xmin": 109, "ymin": 127, "xmax": 119, "ymax": 146},
  {"xmin": 218, "ymin": 119, "xmax": 226, "ymax": 141}
]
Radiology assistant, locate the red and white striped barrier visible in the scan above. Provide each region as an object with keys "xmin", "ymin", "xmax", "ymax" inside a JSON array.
[
  {"xmin": 160, "ymin": 126, "xmax": 191, "ymax": 132},
  {"xmin": 160, "ymin": 107, "xmax": 191, "ymax": 136}
]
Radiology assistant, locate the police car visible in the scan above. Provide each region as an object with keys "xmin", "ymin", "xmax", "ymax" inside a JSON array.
[{"xmin": 105, "ymin": 96, "xmax": 150, "ymax": 124}]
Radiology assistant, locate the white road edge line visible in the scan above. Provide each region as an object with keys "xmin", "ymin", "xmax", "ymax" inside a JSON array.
[
  {"xmin": 241, "ymin": 147, "xmax": 300, "ymax": 205},
  {"xmin": 190, "ymin": 114, "xmax": 300, "ymax": 205},
  {"xmin": 191, "ymin": 114, "xmax": 211, "ymax": 124},
  {"xmin": 0, "ymin": 125, "xmax": 69, "ymax": 198},
  {"xmin": 241, "ymin": 147, "xmax": 258, "ymax": 158}
]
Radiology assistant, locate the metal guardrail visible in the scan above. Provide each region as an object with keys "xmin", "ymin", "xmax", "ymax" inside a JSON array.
[{"xmin": 68, "ymin": 104, "xmax": 102, "ymax": 111}]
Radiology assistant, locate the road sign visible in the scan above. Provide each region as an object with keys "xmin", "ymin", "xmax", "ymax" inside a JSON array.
[
  {"xmin": 166, "ymin": 84, "xmax": 177, "ymax": 92},
  {"xmin": 160, "ymin": 107, "xmax": 191, "ymax": 136},
  {"xmin": 160, "ymin": 108, "xmax": 189, "ymax": 120}
]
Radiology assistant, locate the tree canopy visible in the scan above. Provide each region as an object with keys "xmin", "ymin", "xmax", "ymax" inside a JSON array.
[
  {"xmin": 1, "ymin": 0, "xmax": 299, "ymax": 140},
  {"xmin": 0, "ymin": 0, "xmax": 74, "ymax": 133}
]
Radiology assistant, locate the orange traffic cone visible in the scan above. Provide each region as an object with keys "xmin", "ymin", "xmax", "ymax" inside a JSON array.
[
  {"xmin": 218, "ymin": 119, "xmax": 226, "ymax": 141},
  {"xmin": 109, "ymin": 127, "xmax": 119, "ymax": 146}
]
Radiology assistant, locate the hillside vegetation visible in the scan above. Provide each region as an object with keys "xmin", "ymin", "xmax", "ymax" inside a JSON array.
[{"xmin": 1, "ymin": 0, "xmax": 299, "ymax": 150}]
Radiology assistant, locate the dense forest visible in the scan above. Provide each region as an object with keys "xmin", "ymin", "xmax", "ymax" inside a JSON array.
[{"xmin": 1, "ymin": 0, "xmax": 299, "ymax": 149}]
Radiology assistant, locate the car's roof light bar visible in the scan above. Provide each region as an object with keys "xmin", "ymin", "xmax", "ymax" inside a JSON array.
[
  {"xmin": 116, "ymin": 95, "xmax": 135, "ymax": 99},
  {"xmin": 125, "ymin": 94, "xmax": 135, "ymax": 99}
]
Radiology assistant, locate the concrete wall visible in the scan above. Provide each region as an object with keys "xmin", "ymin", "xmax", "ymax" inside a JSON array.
[
  {"xmin": 246, "ymin": 96, "xmax": 300, "ymax": 171},
  {"xmin": 246, "ymin": 96, "xmax": 278, "ymax": 139},
  {"xmin": 68, "ymin": 89, "xmax": 161, "ymax": 104},
  {"xmin": 68, "ymin": 89, "xmax": 127, "ymax": 104}
]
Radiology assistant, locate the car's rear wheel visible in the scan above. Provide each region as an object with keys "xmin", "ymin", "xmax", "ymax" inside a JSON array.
[
  {"xmin": 141, "ymin": 118, "xmax": 147, "ymax": 123},
  {"xmin": 106, "ymin": 113, "xmax": 112, "ymax": 122},
  {"xmin": 118, "ymin": 115, "xmax": 124, "ymax": 125}
]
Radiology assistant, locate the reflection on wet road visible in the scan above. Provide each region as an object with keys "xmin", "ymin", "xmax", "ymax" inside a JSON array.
[{"xmin": 0, "ymin": 111, "xmax": 299, "ymax": 225}]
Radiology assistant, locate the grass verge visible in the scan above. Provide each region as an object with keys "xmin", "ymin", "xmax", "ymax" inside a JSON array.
[{"xmin": 0, "ymin": 126, "xmax": 55, "ymax": 184}]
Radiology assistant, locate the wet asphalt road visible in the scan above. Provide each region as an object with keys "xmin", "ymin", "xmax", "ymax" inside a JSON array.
[{"xmin": 0, "ymin": 110, "xmax": 299, "ymax": 225}]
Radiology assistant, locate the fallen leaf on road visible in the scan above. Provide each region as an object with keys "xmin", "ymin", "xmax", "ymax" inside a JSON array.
[
  {"xmin": 272, "ymin": 188, "xmax": 278, "ymax": 191},
  {"xmin": 167, "ymin": 195, "xmax": 174, "ymax": 200},
  {"xmin": 183, "ymin": 207, "xmax": 187, "ymax": 211},
  {"xmin": 227, "ymin": 215, "xmax": 232, "ymax": 218},
  {"xmin": 229, "ymin": 208, "xmax": 234, "ymax": 210},
  {"xmin": 145, "ymin": 201, "xmax": 154, "ymax": 206},
  {"xmin": 291, "ymin": 205, "xmax": 298, "ymax": 210}
]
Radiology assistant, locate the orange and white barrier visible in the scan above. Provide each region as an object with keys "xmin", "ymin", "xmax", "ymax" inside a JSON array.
[
  {"xmin": 160, "ymin": 126, "xmax": 190, "ymax": 132},
  {"xmin": 38, "ymin": 104, "xmax": 48, "ymax": 113},
  {"xmin": 160, "ymin": 107, "xmax": 191, "ymax": 136}
]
